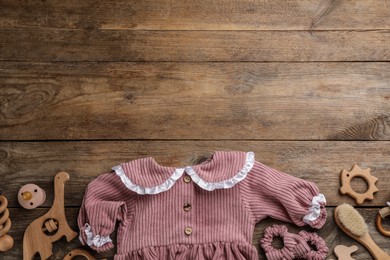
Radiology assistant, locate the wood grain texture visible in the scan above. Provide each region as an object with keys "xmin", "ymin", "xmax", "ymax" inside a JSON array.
[
  {"xmin": 2, "ymin": 208, "xmax": 389, "ymax": 259},
  {"xmin": 0, "ymin": 1, "xmax": 389, "ymax": 259},
  {"xmin": 1, "ymin": 0, "xmax": 389, "ymax": 30},
  {"xmin": 0, "ymin": 141, "xmax": 389, "ymax": 208},
  {"xmin": 0, "ymin": 62, "xmax": 389, "ymax": 140},
  {"xmin": 1, "ymin": 30, "xmax": 389, "ymax": 62}
]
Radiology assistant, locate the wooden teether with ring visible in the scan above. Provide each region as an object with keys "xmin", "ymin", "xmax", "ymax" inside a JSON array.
[
  {"xmin": 376, "ymin": 201, "xmax": 390, "ymax": 237},
  {"xmin": 339, "ymin": 165, "xmax": 378, "ymax": 205}
]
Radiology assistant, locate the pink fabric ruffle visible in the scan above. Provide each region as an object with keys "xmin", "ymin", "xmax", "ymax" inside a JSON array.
[
  {"xmin": 307, "ymin": 203, "xmax": 327, "ymax": 229},
  {"xmin": 115, "ymin": 242, "xmax": 258, "ymax": 260},
  {"xmin": 78, "ymin": 225, "xmax": 114, "ymax": 253}
]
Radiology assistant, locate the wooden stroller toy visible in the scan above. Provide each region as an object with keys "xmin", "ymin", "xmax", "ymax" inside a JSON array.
[
  {"xmin": 23, "ymin": 172, "xmax": 77, "ymax": 260},
  {"xmin": 0, "ymin": 195, "xmax": 13, "ymax": 252}
]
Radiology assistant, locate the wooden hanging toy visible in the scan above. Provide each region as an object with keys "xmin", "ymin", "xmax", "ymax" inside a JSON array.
[
  {"xmin": 376, "ymin": 201, "xmax": 390, "ymax": 237},
  {"xmin": 0, "ymin": 195, "xmax": 13, "ymax": 252},
  {"xmin": 23, "ymin": 172, "xmax": 78, "ymax": 260},
  {"xmin": 63, "ymin": 248, "xmax": 96, "ymax": 260},
  {"xmin": 334, "ymin": 245, "xmax": 358, "ymax": 260},
  {"xmin": 339, "ymin": 165, "xmax": 378, "ymax": 204}
]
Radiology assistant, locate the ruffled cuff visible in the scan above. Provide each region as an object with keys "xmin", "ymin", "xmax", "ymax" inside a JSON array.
[
  {"xmin": 79, "ymin": 223, "xmax": 114, "ymax": 253},
  {"xmin": 303, "ymin": 194, "xmax": 327, "ymax": 229}
]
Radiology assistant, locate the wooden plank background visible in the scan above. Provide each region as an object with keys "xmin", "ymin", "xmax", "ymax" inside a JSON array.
[{"xmin": 0, "ymin": 1, "xmax": 389, "ymax": 259}]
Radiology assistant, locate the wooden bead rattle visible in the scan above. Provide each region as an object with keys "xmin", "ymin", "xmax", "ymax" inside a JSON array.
[
  {"xmin": 334, "ymin": 245, "xmax": 358, "ymax": 260},
  {"xmin": 18, "ymin": 184, "xmax": 46, "ymax": 209},
  {"xmin": 376, "ymin": 201, "xmax": 390, "ymax": 237},
  {"xmin": 63, "ymin": 248, "xmax": 96, "ymax": 260},
  {"xmin": 42, "ymin": 219, "xmax": 58, "ymax": 233},
  {"xmin": 339, "ymin": 165, "xmax": 378, "ymax": 204},
  {"xmin": 0, "ymin": 195, "xmax": 14, "ymax": 252}
]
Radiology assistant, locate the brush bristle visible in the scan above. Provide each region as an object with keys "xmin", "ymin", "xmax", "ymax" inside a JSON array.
[{"xmin": 337, "ymin": 203, "xmax": 367, "ymax": 237}]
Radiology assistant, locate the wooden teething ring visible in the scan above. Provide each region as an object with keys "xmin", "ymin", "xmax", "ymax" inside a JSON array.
[
  {"xmin": 0, "ymin": 198, "xmax": 11, "ymax": 237},
  {"xmin": 0, "ymin": 195, "xmax": 14, "ymax": 252},
  {"xmin": 376, "ymin": 202, "xmax": 390, "ymax": 237},
  {"xmin": 339, "ymin": 165, "xmax": 378, "ymax": 205}
]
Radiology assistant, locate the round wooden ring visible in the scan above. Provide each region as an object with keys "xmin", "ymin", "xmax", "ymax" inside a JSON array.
[
  {"xmin": 0, "ymin": 219, "xmax": 11, "ymax": 237},
  {"xmin": 376, "ymin": 213, "xmax": 390, "ymax": 237},
  {"xmin": 63, "ymin": 248, "xmax": 96, "ymax": 260},
  {"xmin": 0, "ymin": 208, "xmax": 9, "ymax": 226},
  {"xmin": 0, "ymin": 195, "xmax": 8, "ymax": 212}
]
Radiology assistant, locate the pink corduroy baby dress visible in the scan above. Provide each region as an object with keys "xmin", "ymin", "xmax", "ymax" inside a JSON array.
[{"xmin": 78, "ymin": 151, "xmax": 326, "ymax": 259}]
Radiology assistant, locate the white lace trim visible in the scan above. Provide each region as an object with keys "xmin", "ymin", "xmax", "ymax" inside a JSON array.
[
  {"xmin": 81, "ymin": 223, "xmax": 112, "ymax": 248},
  {"xmin": 113, "ymin": 152, "xmax": 255, "ymax": 195},
  {"xmin": 113, "ymin": 165, "xmax": 184, "ymax": 195},
  {"xmin": 186, "ymin": 151, "xmax": 255, "ymax": 191},
  {"xmin": 303, "ymin": 193, "xmax": 326, "ymax": 224}
]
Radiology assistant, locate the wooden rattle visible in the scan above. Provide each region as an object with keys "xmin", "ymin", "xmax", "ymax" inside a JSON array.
[
  {"xmin": 0, "ymin": 195, "xmax": 13, "ymax": 252},
  {"xmin": 63, "ymin": 248, "xmax": 96, "ymax": 260},
  {"xmin": 376, "ymin": 201, "xmax": 390, "ymax": 237},
  {"xmin": 23, "ymin": 172, "xmax": 77, "ymax": 260},
  {"xmin": 334, "ymin": 245, "xmax": 358, "ymax": 260},
  {"xmin": 18, "ymin": 184, "xmax": 46, "ymax": 209},
  {"xmin": 339, "ymin": 165, "xmax": 378, "ymax": 204}
]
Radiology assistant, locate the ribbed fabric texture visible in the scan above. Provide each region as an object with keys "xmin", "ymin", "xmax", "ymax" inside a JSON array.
[{"xmin": 78, "ymin": 151, "xmax": 326, "ymax": 260}]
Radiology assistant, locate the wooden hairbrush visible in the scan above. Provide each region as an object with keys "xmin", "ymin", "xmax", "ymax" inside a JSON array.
[{"xmin": 334, "ymin": 204, "xmax": 390, "ymax": 260}]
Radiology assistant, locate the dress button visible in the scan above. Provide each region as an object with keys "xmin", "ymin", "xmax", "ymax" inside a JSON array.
[
  {"xmin": 183, "ymin": 176, "xmax": 191, "ymax": 183},
  {"xmin": 184, "ymin": 227, "xmax": 193, "ymax": 236},
  {"xmin": 183, "ymin": 202, "xmax": 191, "ymax": 212}
]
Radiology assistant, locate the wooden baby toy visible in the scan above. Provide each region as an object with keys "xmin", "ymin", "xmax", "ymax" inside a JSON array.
[
  {"xmin": 63, "ymin": 248, "xmax": 96, "ymax": 260},
  {"xmin": 0, "ymin": 195, "xmax": 13, "ymax": 252},
  {"xmin": 334, "ymin": 245, "xmax": 358, "ymax": 260},
  {"xmin": 18, "ymin": 183, "xmax": 46, "ymax": 209},
  {"xmin": 23, "ymin": 172, "xmax": 77, "ymax": 260},
  {"xmin": 376, "ymin": 201, "xmax": 390, "ymax": 237},
  {"xmin": 339, "ymin": 165, "xmax": 378, "ymax": 204}
]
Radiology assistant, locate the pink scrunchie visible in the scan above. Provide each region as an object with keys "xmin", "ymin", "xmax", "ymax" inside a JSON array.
[{"xmin": 260, "ymin": 225, "xmax": 328, "ymax": 260}]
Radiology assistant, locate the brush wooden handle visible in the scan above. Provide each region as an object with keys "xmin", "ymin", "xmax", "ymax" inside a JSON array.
[{"xmin": 358, "ymin": 233, "xmax": 390, "ymax": 260}]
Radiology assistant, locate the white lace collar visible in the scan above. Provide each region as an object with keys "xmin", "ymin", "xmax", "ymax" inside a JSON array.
[{"xmin": 112, "ymin": 151, "xmax": 255, "ymax": 195}]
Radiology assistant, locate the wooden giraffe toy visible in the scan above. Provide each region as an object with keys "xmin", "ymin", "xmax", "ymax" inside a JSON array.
[{"xmin": 23, "ymin": 172, "xmax": 77, "ymax": 260}]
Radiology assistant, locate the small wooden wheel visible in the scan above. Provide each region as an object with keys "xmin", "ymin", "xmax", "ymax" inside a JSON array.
[{"xmin": 376, "ymin": 203, "xmax": 390, "ymax": 237}]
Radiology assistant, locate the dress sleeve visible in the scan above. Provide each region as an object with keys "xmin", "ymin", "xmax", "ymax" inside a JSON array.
[
  {"xmin": 78, "ymin": 172, "xmax": 128, "ymax": 252},
  {"xmin": 240, "ymin": 161, "xmax": 326, "ymax": 229}
]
